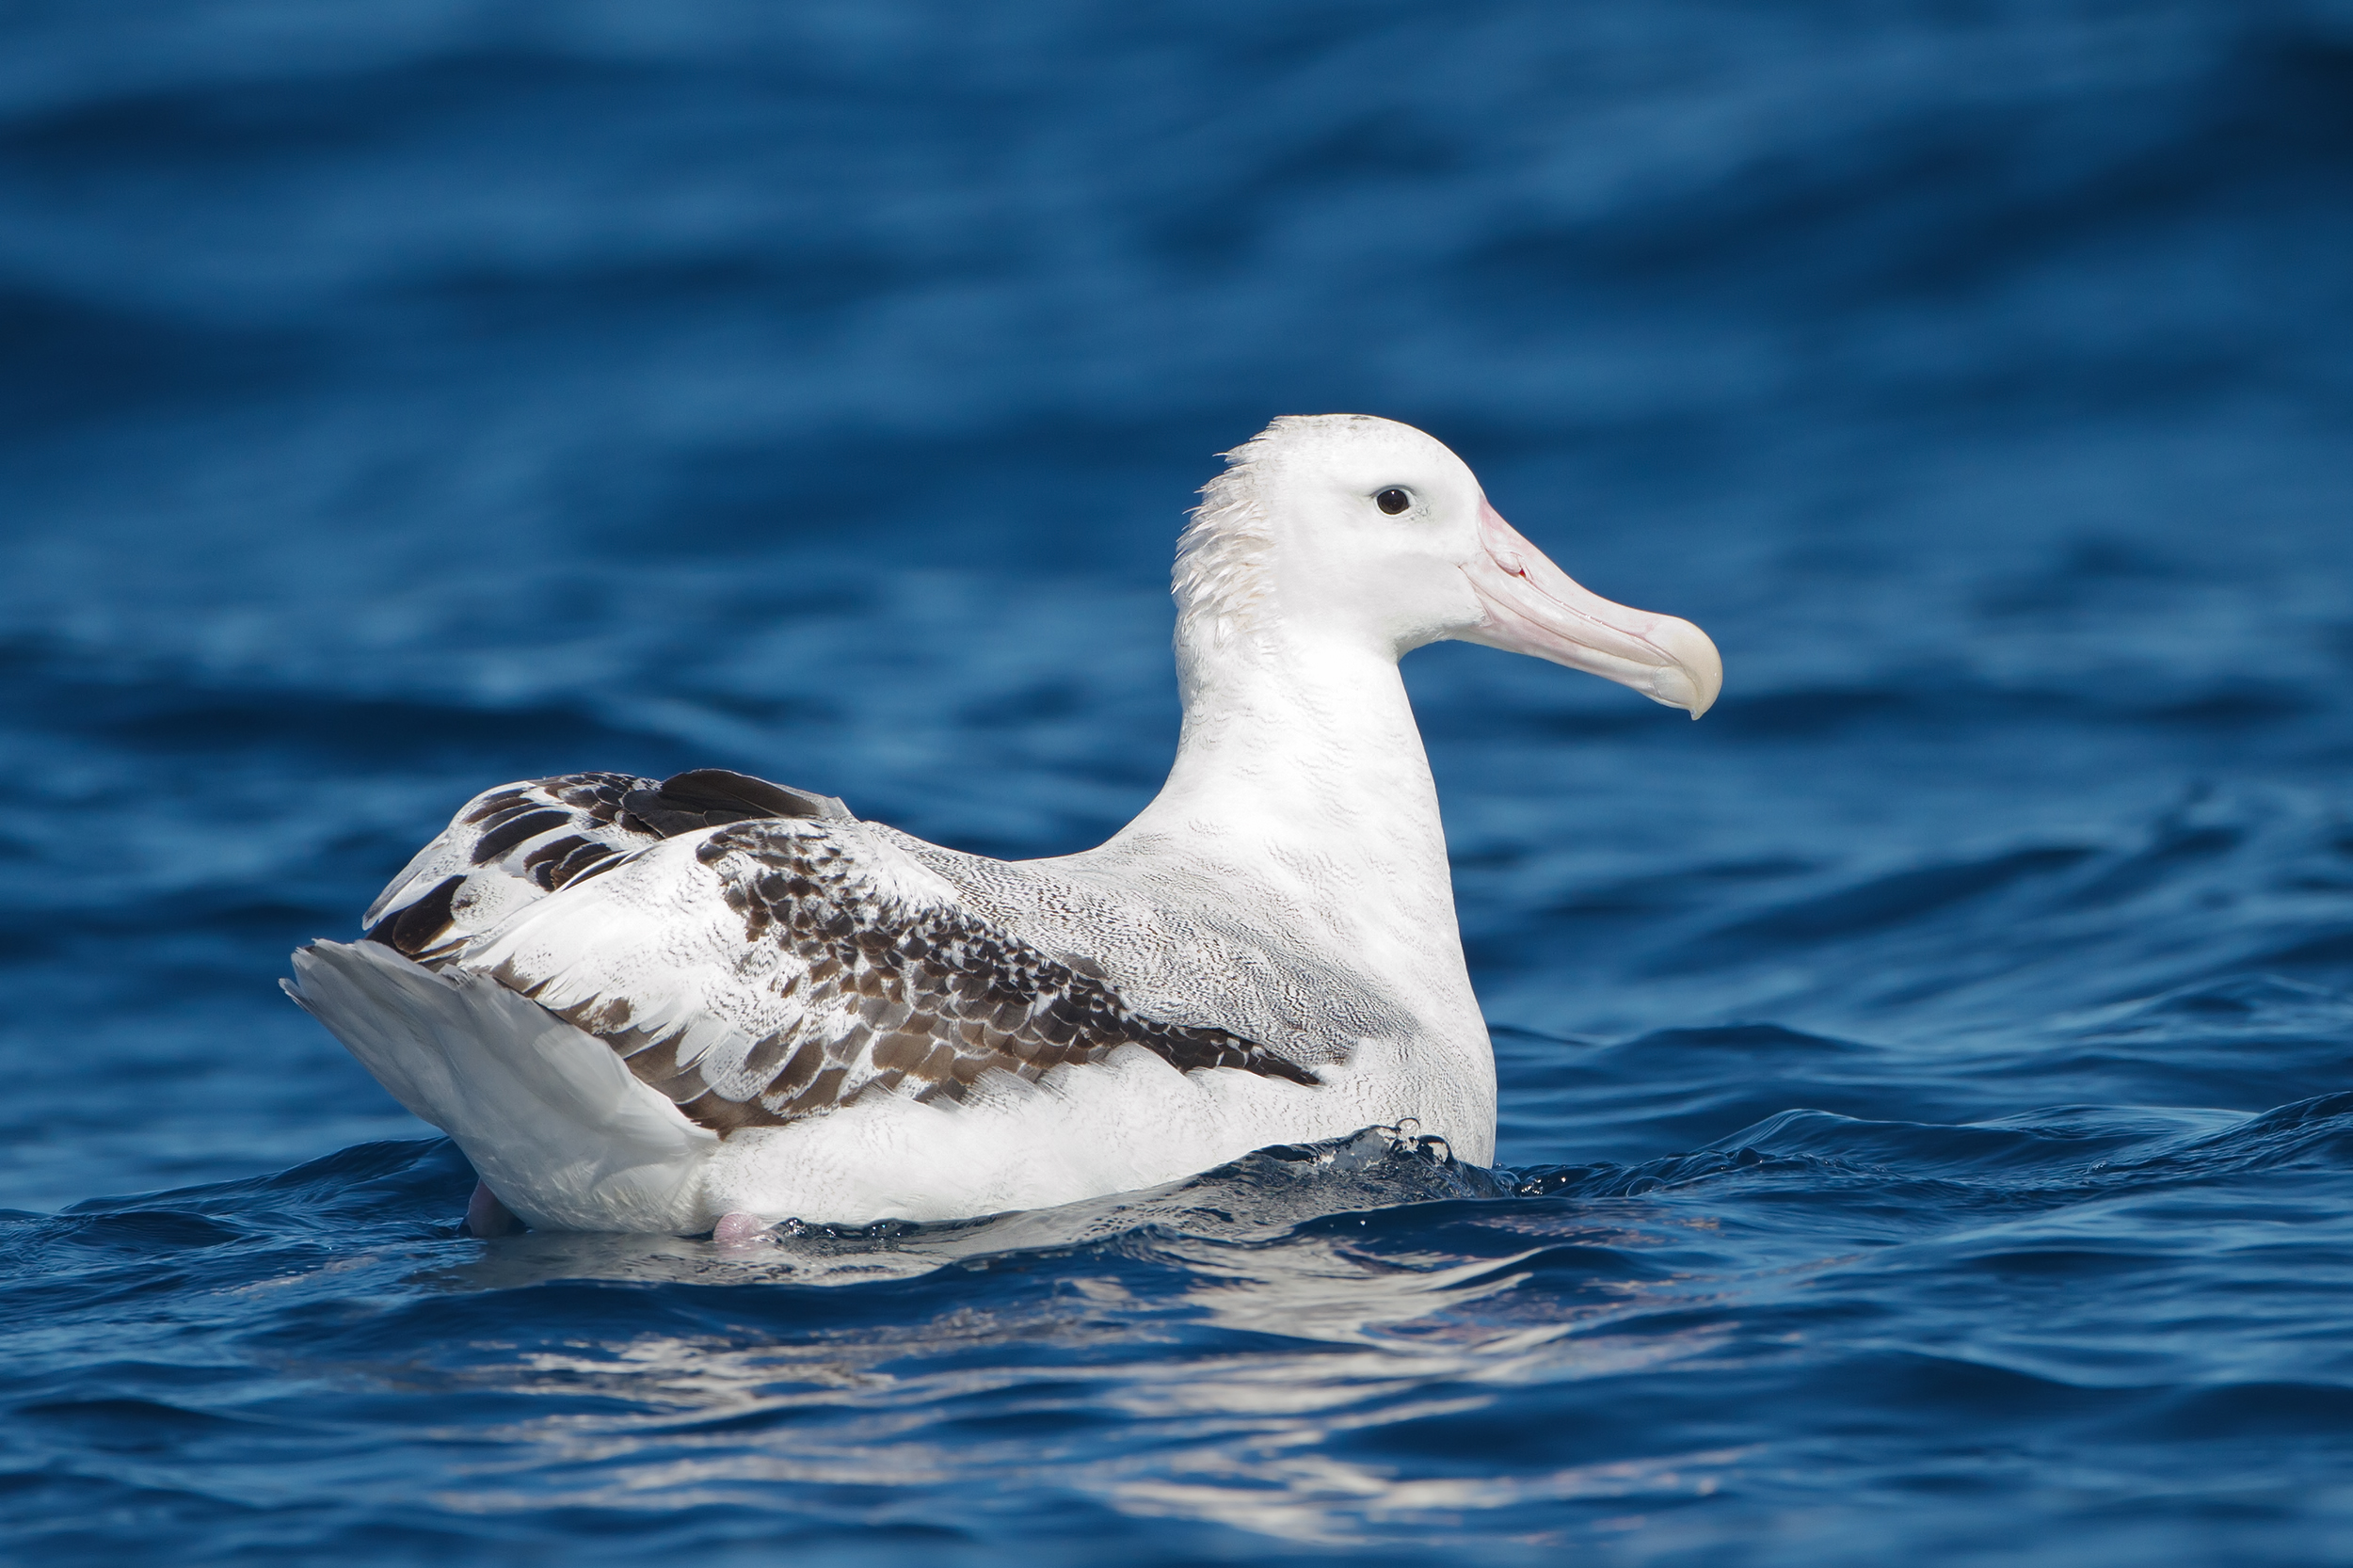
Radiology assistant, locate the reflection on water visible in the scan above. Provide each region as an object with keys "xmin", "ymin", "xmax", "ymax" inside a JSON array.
[
  {"xmin": 15, "ymin": 1080, "xmax": 2353, "ymax": 1561},
  {"xmin": 395, "ymin": 1135, "xmax": 1740, "ymax": 1544}
]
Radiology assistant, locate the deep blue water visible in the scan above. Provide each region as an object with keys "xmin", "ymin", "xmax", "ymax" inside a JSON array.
[{"xmin": 5, "ymin": 3, "xmax": 2353, "ymax": 1562}]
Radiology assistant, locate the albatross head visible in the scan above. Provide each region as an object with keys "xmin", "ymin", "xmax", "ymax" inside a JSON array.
[{"xmin": 1176, "ymin": 413, "xmax": 1722, "ymax": 717}]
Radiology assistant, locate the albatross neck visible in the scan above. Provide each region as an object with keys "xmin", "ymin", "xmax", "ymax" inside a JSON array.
[{"xmin": 1084, "ymin": 629, "xmax": 1469, "ymax": 993}]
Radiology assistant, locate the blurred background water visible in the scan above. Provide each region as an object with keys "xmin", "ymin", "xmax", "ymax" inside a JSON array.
[{"xmin": 4, "ymin": 2, "xmax": 2352, "ymax": 1563}]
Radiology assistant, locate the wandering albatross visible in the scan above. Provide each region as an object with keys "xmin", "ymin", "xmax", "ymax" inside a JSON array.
[{"xmin": 286, "ymin": 415, "xmax": 1721, "ymax": 1235}]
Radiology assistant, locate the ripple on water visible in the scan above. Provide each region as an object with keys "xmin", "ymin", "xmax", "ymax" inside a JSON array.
[{"xmin": 5, "ymin": 2, "xmax": 2353, "ymax": 1564}]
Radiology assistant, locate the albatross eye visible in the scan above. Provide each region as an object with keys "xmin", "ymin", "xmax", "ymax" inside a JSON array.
[{"xmin": 1374, "ymin": 488, "xmax": 1412, "ymax": 515}]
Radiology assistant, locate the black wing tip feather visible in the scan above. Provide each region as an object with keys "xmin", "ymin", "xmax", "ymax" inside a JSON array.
[
  {"xmin": 622, "ymin": 769, "xmax": 854, "ymax": 838},
  {"xmin": 360, "ymin": 768, "xmax": 849, "ymax": 963},
  {"xmin": 459, "ymin": 772, "xmax": 652, "ymax": 828},
  {"xmin": 366, "ymin": 873, "xmax": 467, "ymax": 961},
  {"xmin": 454, "ymin": 768, "xmax": 849, "ymax": 845}
]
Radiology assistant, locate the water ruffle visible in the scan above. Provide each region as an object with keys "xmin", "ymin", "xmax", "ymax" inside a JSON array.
[{"xmin": 6, "ymin": 1, "xmax": 2353, "ymax": 1562}]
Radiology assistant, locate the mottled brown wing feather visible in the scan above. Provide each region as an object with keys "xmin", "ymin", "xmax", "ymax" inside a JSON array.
[{"xmin": 464, "ymin": 817, "xmax": 1317, "ymax": 1137}]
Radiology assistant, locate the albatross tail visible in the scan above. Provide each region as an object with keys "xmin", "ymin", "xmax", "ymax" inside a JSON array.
[{"xmin": 284, "ymin": 941, "xmax": 717, "ymax": 1232}]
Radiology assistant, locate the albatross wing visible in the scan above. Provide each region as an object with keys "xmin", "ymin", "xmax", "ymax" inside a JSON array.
[
  {"xmin": 458, "ymin": 812, "xmax": 1316, "ymax": 1134},
  {"xmin": 294, "ymin": 771, "xmax": 1321, "ymax": 1228}
]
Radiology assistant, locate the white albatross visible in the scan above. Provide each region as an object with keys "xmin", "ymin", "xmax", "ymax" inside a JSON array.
[{"xmin": 286, "ymin": 414, "xmax": 1721, "ymax": 1236}]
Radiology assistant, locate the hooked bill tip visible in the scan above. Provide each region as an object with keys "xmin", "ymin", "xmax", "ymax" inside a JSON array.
[{"xmin": 1646, "ymin": 616, "xmax": 1722, "ymax": 718}]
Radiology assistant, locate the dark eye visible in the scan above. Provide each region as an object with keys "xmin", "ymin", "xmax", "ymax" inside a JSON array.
[{"xmin": 1375, "ymin": 488, "xmax": 1412, "ymax": 515}]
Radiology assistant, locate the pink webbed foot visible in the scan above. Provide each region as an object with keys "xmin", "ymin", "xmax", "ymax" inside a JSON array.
[
  {"xmin": 712, "ymin": 1212, "xmax": 773, "ymax": 1247},
  {"xmin": 463, "ymin": 1180, "xmax": 521, "ymax": 1238}
]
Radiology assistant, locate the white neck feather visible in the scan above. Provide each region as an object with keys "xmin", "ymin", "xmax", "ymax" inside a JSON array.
[
  {"xmin": 1039, "ymin": 419, "xmax": 1500, "ymax": 1146},
  {"xmin": 1136, "ymin": 628, "xmax": 1459, "ymax": 916},
  {"xmin": 1074, "ymin": 519, "xmax": 1479, "ymax": 1048}
]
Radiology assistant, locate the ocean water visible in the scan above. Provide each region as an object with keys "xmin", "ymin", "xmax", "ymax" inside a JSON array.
[{"xmin": 5, "ymin": 2, "xmax": 2353, "ymax": 1562}]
